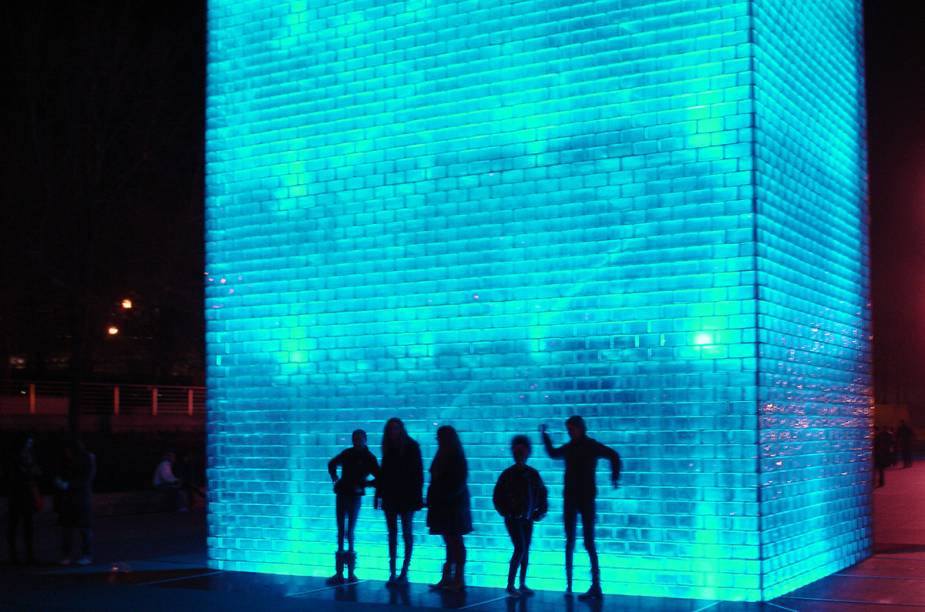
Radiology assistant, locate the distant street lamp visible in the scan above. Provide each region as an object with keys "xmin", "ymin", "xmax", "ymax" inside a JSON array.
[
  {"xmin": 121, "ymin": 298, "xmax": 133, "ymax": 310},
  {"xmin": 107, "ymin": 325, "xmax": 120, "ymax": 336}
]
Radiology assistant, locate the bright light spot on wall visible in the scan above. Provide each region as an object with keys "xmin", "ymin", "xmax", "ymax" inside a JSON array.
[
  {"xmin": 121, "ymin": 298, "xmax": 133, "ymax": 310},
  {"xmin": 107, "ymin": 326, "xmax": 120, "ymax": 336},
  {"xmin": 694, "ymin": 332, "xmax": 713, "ymax": 346}
]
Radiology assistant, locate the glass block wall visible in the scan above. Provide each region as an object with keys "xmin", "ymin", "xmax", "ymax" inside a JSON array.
[
  {"xmin": 205, "ymin": 0, "xmax": 869, "ymax": 601},
  {"xmin": 752, "ymin": 0, "xmax": 870, "ymax": 600}
]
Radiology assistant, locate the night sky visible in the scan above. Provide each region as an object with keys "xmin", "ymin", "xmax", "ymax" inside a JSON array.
[{"xmin": 2, "ymin": 2, "xmax": 924, "ymax": 417}]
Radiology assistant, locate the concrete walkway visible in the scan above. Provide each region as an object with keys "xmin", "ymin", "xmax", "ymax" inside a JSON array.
[{"xmin": 1, "ymin": 463, "xmax": 924, "ymax": 610}]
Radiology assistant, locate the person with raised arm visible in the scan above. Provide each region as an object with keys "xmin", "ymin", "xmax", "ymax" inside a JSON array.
[{"xmin": 541, "ymin": 416, "xmax": 620, "ymax": 601}]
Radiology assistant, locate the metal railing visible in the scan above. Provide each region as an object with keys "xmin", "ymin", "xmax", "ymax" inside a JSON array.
[{"xmin": 0, "ymin": 380, "xmax": 205, "ymax": 418}]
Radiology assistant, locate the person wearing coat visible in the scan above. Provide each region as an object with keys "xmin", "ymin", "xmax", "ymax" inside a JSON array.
[
  {"xmin": 56, "ymin": 438, "xmax": 96, "ymax": 566},
  {"xmin": 493, "ymin": 435, "xmax": 548, "ymax": 597},
  {"xmin": 325, "ymin": 429, "xmax": 379, "ymax": 585},
  {"xmin": 374, "ymin": 417, "xmax": 424, "ymax": 587},
  {"xmin": 426, "ymin": 425, "xmax": 472, "ymax": 592},
  {"xmin": 6, "ymin": 435, "xmax": 40, "ymax": 565}
]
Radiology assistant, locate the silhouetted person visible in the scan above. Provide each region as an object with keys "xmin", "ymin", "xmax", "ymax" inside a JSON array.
[
  {"xmin": 326, "ymin": 429, "xmax": 378, "ymax": 584},
  {"xmin": 493, "ymin": 435, "xmax": 548, "ymax": 597},
  {"xmin": 897, "ymin": 421, "xmax": 915, "ymax": 468},
  {"xmin": 874, "ymin": 426, "xmax": 893, "ymax": 488},
  {"xmin": 177, "ymin": 452, "xmax": 206, "ymax": 509},
  {"xmin": 56, "ymin": 438, "xmax": 96, "ymax": 565},
  {"xmin": 153, "ymin": 451, "xmax": 187, "ymax": 511},
  {"xmin": 427, "ymin": 425, "xmax": 472, "ymax": 592},
  {"xmin": 542, "ymin": 416, "xmax": 620, "ymax": 600},
  {"xmin": 374, "ymin": 417, "xmax": 423, "ymax": 587},
  {"xmin": 6, "ymin": 435, "xmax": 40, "ymax": 565}
]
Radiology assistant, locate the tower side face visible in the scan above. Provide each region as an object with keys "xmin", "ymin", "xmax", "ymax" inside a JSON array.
[
  {"xmin": 752, "ymin": 0, "xmax": 871, "ymax": 600},
  {"xmin": 205, "ymin": 0, "xmax": 761, "ymax": 601}
]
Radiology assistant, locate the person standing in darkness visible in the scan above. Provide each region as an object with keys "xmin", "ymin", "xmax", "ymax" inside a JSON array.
[
  {"xmin": 375, "ymin": 417, "xmax": 424, "ymax": 587},
  {"xmin": 326, "ymin": 429, "xmax": 379, "ymax": 585},
  {"xmin": 874, "ymin": 426, "xmax": 893, "ymax": 487},
  {"xmin": 56, "ymin": 438, "xmax": 96, "ymax": 566},
  {"xmin": 897, "ymin": 421, "xmax": 915, "ymax": 468},
  {"xmin": 6, "ymin": 435, "xmax": 40, "ymax": 565},
  {"xmin": 426, "ymin": 425, "xmax": 472, "ymax": 592},
  {"xmin": 493, "ymin": 435, "xmax": 548, "ymax": 597},
  {"xmin": 542, "ymin": 416, "xmax": 620, "ymax": 601}
]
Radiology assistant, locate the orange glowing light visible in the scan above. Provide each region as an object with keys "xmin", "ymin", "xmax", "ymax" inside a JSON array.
[
  {"xmin": 107, "ymin": 326, "xmax": 120, "ymax": 336},
  {"xmin": 121, "ymin": 299, "xmax": 133, "ymax": 309}
]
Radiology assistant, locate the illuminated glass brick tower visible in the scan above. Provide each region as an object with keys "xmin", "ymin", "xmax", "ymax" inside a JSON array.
[{"xmin": 205, "ymin": 0, "xmax": 869, "ymax": 601}]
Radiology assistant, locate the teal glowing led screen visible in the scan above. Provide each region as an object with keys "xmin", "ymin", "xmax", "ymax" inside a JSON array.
[{"xmin": 205, "ymin": 0, "xmax": 870, "ymax": 601}]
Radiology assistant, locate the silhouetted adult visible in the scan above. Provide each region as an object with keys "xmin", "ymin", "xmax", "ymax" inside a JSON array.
[
  {"xmin": 493, "ymin": 435, "xmax": 548, "ymax": 597},
  {"xmin": 375, "ymin": 417, "xmax": 423, "ymax": 587},
  {"xmin": 6, "ymin": 435, "xmax": 40, "ymax": 565},
  {"xmin": 326, "ymin": 429, "xmax": 379, "ymax": 584},
  {"xmin": 541, "ymin": 416, "xmax": 620, "ymax": 600},
  {"xmin": 897, "ymin": 421, "xmax": 915, "ymax": 468},
  {"xmin": 56, "ymin": 438, "xmax": 96, "ymax": 565},
  {"xmin": 426, "ymin": 425, "xmax": 472, "ymax": 592},
  {"xmin": 874, "ymin": 426, "xmax": 893, "ymax": 487}
]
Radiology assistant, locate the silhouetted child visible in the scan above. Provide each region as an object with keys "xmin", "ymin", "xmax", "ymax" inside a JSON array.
[
  {"xmin": 326, "ymin": 429, "xmax": 379, "ymax": 584},
  {"xmin": 493, "ymin": 435, "xmax": 548, "ymax": 597},
  {"xmin": 542, "ymin": 416, "xmax": 620, "ymax": 600}
]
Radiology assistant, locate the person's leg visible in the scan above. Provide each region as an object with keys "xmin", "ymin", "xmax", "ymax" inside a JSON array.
[
  {"xmin": 504, "ymin": 518, "xmax": 523, "ymax": 593},
  {"xmin": 448, "ymin": 534, "xmax": 466, "ymax": 591},
  {"xmin": 23, "ymin": 507, "xmax": 34, "ymax": 563},
  {"xmin": 399, "ymin": 511, "xmax": 413, "ymax": 580},
  {"xmin": 61, "ymin": 527, "xmax": 74, "ymax": 564},
  {"xmin": 327, "ymin": 496, "xmax": 347, "ymax": 584},
  {"xmin": 563, "ymin": 499, "xmax": 578, "ymax": 594},
  {"xmin": 335, "ymin": 495, "xmax": 346, "ymax": 552},
  {"xmin": 346, "ymin": 496, "xmax": 361, "ymax": 553},
  {"xmin": 430, "ymin": 534, "xmax": 453, "ymax": 589},
  {"xmin": 519, "ymin": 520, "xmax": 534, "ymax": 592},
  {"xmin": 7, "ymin": 497, "xmax": 21, "ymax": 563},
  {"xmin": 345, "ymin": 496, "xmax": 361, "ymax": 581},
  {"xmin": 79, "ymin": 527, "xmax": 93, "ymax": 562},
  {"xmin": 577, "ymin": 499, "xmax": 601, "ymax": 600},
  {"xmin": 385, "ymin": 509, "xmax": 399, "ymax": 580}
]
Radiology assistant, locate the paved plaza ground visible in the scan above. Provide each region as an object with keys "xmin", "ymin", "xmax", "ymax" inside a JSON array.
[{"xmin": 2, "ymin": 462, "xmax": 924, "ymax": 611}]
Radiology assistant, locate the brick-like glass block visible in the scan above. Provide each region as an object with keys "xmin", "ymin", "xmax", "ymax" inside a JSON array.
[{"xmin": 205, "ymin": 0, "xmax": 869, "ymax": 601}]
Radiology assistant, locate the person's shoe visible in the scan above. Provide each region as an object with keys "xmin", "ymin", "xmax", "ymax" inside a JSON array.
[
  {"xmin": 386, "ymin": 573, "xmax": 398, "ymax": 588},
  {"xmin": 325, "ymin": 551, "xmax": 345, "ymax": 585},
  {"xmin": 577, "ymin": 584, "xmax": 603, "ymax": 600},
  {"xmin": 444, "ymin": 563, "xmax": 465, "ymax": 592},
  {"xmin": 505, "ymin": 585, "xmax": 521, "ymax": 597},
  {"xmin": 396, "ymin": 571, "xmax": 409, "ymax": 586},
  {"xmin": 76, "ymin": 556, "xmax": 93, "ymax": 566},
  {"xmin": 519, "ymin": 585, "xmax": 535, "ymax": 596},
  {"xmin": 429, "ymin": 563, "xmax": 452, "ymax": 590},
  {"xmin": 345, "ymin": 551, "xmax": 359, "ymax": 583}
]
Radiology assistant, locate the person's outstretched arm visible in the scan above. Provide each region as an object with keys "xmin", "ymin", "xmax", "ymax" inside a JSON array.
[
  {"xmin": 327, "ymin": 451, "xmax": 342, "ymax": 482},
  {"xmin": 541, "ymin": 424, "xmax": 565, "ymax": 459},
  {"xmin": 594, "ymin": 441, "xmax": 621, "ymax": 487}
]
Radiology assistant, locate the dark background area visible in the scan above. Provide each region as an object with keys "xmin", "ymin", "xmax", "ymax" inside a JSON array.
[{"xmin": 0, "ymin": 1, "xmax": 923, "ymax": 436}]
